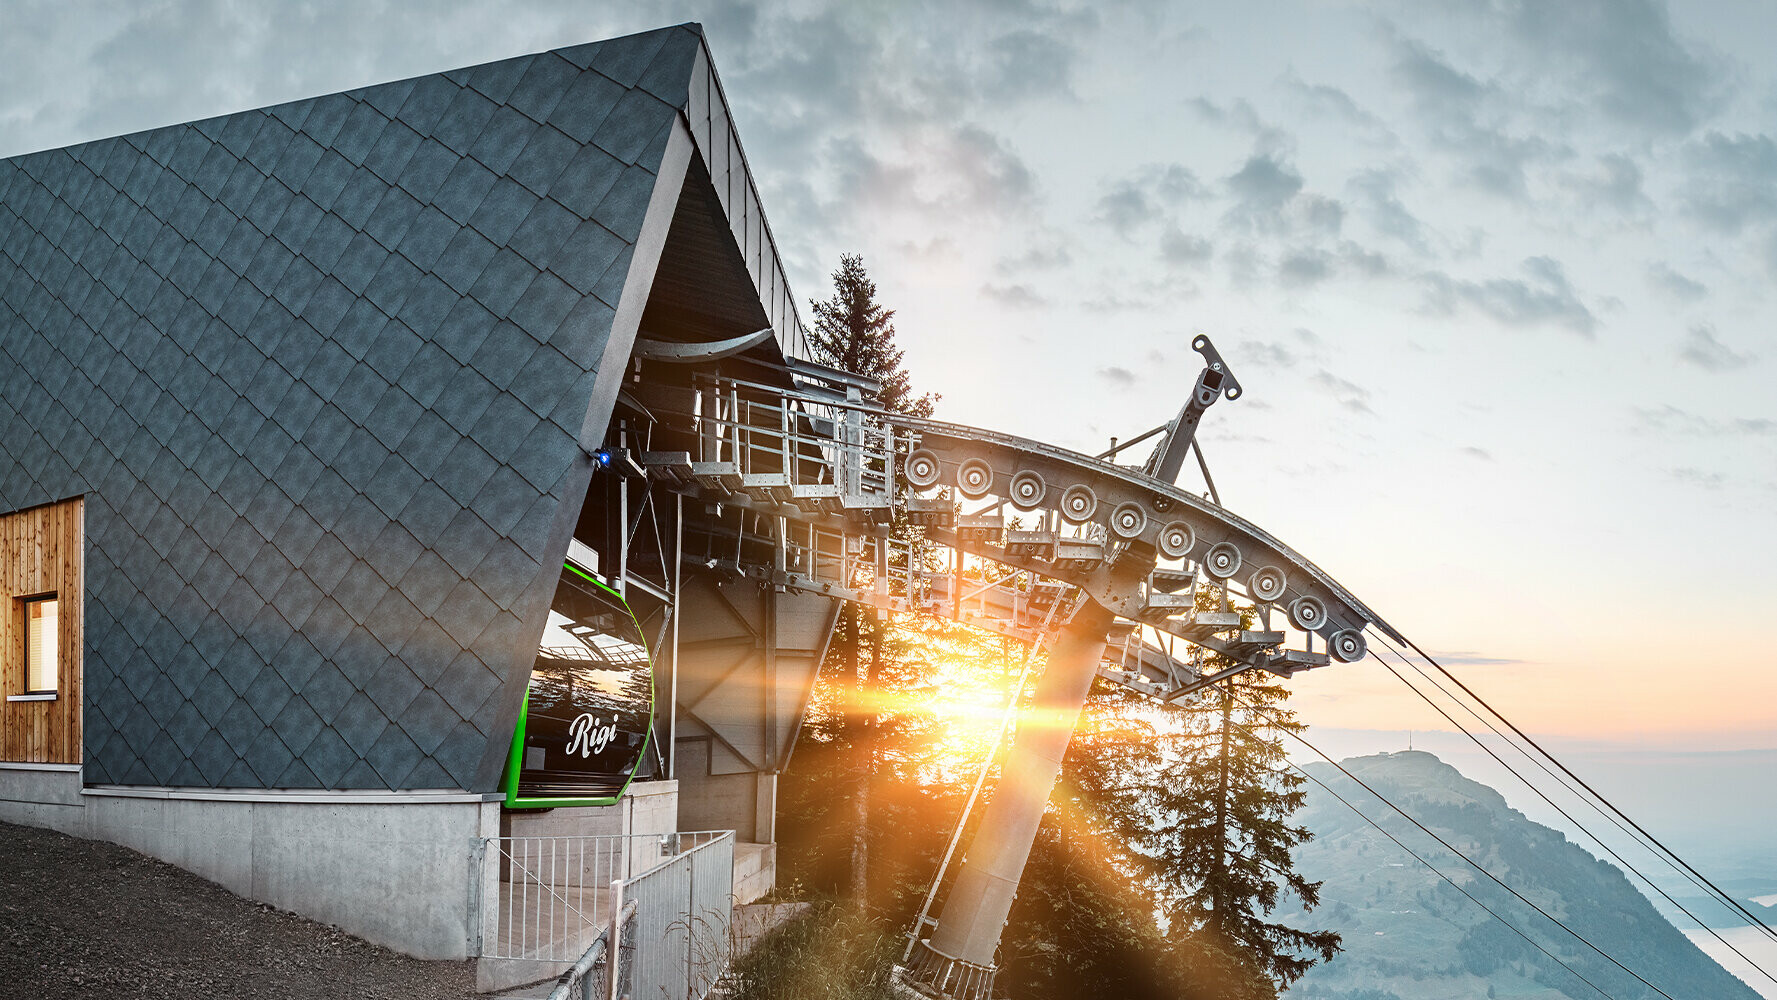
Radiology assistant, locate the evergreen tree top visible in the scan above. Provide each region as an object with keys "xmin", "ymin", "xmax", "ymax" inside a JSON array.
[{"xmin": 810, "ymin": 253, "xmax": 937, "ymax": 418}]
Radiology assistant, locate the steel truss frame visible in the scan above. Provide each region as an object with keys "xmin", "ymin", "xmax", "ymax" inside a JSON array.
[{"xmin": 639, "ymin": 371, "xmax": 1397, "ymax": 704}]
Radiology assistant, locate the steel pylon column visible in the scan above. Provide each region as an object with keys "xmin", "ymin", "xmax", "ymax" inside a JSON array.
[{"xmin": 906, "ymin": 601, "xmax": 1114, "ymax": 998}]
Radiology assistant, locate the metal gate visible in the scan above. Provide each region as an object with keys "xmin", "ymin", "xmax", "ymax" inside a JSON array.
[{"xmin": 476, "ymin": 830, "xmax": 734, "ymax": 999}]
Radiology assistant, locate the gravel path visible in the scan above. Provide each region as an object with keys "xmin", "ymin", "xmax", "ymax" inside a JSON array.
[{"xmin": 0, "ymin": 819, "xmax": 481, "ymax": 1000}]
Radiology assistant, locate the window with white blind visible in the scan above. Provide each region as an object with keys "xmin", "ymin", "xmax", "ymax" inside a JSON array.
[{"xmin": 25, "ymin": 596, "xmax": 57, "ymax": 694}]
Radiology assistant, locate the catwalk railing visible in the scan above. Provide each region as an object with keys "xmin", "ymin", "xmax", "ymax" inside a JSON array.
[{"xmin": 641, "ymin": 373, "xmax": 1396, "ymax": 704}]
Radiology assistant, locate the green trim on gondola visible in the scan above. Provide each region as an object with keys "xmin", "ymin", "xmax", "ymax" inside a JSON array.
[{"xmin": 501, "ymin": 564, "xmax": 656, "ymax": 809}]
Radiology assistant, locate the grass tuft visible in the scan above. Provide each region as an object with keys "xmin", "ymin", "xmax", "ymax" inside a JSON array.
[{"xmin": 726, "ymin": 904, "xmax": 903, "ymax": 1000}]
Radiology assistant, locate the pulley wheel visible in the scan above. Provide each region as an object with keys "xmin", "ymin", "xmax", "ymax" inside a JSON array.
[
  {"xmin": 1059, "ymin": 484, "xmax": 1098, "ymax": 523},
  {"xmin": 1248, "ymin": 565, "xmax": 1287, "ymax": 603},
  {"xmin": 905, "ymin": 449, "xmax": 941, "ymax": 489},
  {"xmin": 957, "ymin": 458, "xmax": 993, "ymax": 499},
  {"xmin": 1009, "ymin": 470, "xmax": 1046, "ymax": 510},
  {"xmin": 1203, "ymin": 541, "xmax": 1241, "ymax": 579},
  {"xmin": 1289, "ymin": 595, "xmax": 1327, "ymax": 631},
  {"xmin": 1157, "ymin": 521, "xmax": 1194, "ymax": 560},
  {"xmin": 1110, "ymin": 502, "xmax": 1147, "ymax": 539},
  {"xmin": 1329, "ymin": 629, "xmax": 1367, "ymax": 663}
]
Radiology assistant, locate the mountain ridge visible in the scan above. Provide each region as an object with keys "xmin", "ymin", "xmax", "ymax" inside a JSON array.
[{"xmin": 1282, "ymin": 750, "xmax": 1763, "ymax": 1000}]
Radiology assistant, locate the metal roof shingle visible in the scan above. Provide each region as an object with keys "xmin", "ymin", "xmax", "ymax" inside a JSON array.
[{"xmin": 0, "ymin": 24, "xmax": 717, "ymax": 792}]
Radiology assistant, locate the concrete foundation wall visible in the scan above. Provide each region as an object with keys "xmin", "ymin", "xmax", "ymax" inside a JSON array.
[
  {"xmin": 676, "ymin": 759, "xmax": 777, "ymax": 845},
  {"xmin": 0, "ymin": 763, "xmax": 500, "ymax": 960},
  {"xmin": 499, "ymin": 779, "xmax": 679, "ymax": 877}
]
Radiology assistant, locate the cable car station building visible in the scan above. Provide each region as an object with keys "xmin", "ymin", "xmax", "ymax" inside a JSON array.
[
  {"xmin": 0, "ymin": 24, "xmax": 834, "ymax": 961},
  {"xmin": 1, "ymin": 21, "xmax": 1390, "ymax": 996}
]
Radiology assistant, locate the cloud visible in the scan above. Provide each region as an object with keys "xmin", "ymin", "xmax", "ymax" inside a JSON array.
[
  {"xmin": 1241, "ymin": 341, "xmax": 1298, "ymax": 369},
  {"xmin": 1379, "ymin": 0, "xmax": 1723, "ymax": 172},
  {"xmin": 1092, "ymin": 164, "xmax": 1205, "ymax": 237},
  {"xmin": 1279, "ymin": 249, "xmax": 1331, "ymax": 288},
  {"xmin": 1187, "ymin": 96, "xmax": 1265, "ymax": 133},
  {"xmin": 1280, "ymin": 71, "xmax": 1396, "ymax": 145},
  {"xmin": 1078, "ymin": 273, "xmax": 1203, "ymax": 314},
  {"xmin": 1386, "ymin": 33, "xmax": 1561, "ymax": 200},
  {"xmin": 1219, "ymin": 142, "xmax": 1349, "ymax": 242},
  {"xmin": 1499, "ymin": 0, "xmax": 1725, "ymax": 137},
  {"xmin": 1646, "ymin": 261, "xmax": 1707, "ymax": 302},
  {"xmin": 824, "ymin": 122, "xmax": 1037, "ymax": 224},
  {"xmin": 982, "ymin": 28, "xmax": 1080, "ymax": 102},
  {"xmin": 1560, "ymin": 153, "xmax": 1649, "ymax": 213},
  {"xmin": 1430, "ymin": 651, "xmax": 1524, "ymax": 667},
  {"xmin": 1300, "ymin": 195, "xmax": 1344, "ymax": 235},
  {"xmin": 728, "ymin": 4, "xmax": 1093, "ymax": 146},
  {"xmin": 1392, "ymin": 34, "xmax": 1488, "ymax": 112},
  {"xmin": 1633, "ymin": 405, "xmax": 1777, "ymax": 437},
  {"xmin": 1097, "ymin": 366, "xmax": 1137, "ymax": 387},
  {"xmin": 1348, "ymin": 170, "xmax": 1431, "ymax": 255},
  {"xmin": 1681, "ymin": 131, "xmax": 1777, "ymax": 235},
  {"xmin": 996, "ymin": 243, "xmax": 1071, "ymax": 275},
  {"xmin": 1420, "ymin": 256, "xmax": 1596, "ymax": 336},
  {"xmin": 894, "ymin": 236, "xmax": 960, "ymax": 262},
  {"xmin": 697, "ymin": 2, "xmax": 1102, "ymax": 294},
  {"xmin": 1459, "ymin": 446, "xmax": 1493, "ymax": 460},
  {"xmin": 1094, "ymin": 184, "xmax": 1151, "ymax": 237},
  {"xmin": 980, "ymin": 282, "xmax": 1046, "ymax": 309},
  {"xmin": 1670, "ymin": 467, "xmax": 1726, "ymax": 490},
  {"xmin": 1158, "ymin": 225, "xmax": 1212, "ymax": 266},
  {"xmin": 1679, "ymin": 324, "xmax": 1754, "ymax": 372},
  {"xmin": 1311, "ymin": 369, "xmax": 1373, "ymax": 414},
  {"xmin": 1337, "ymin": 241, "xmax": 1389, "ymax": 277},
  {"xmin": 702, "ymin": 7, "xmax": 879, "ymax": 160},
  {"xmin": 1226, "ymin": 152, "xmax": 1304, "ymax": 220},
  {"xmin": 896, "ymin": 14, "xmax": 1097, "ymax": 116},
  {"xmin": 1259, "ymin": 241, "xmax": 1390, "ymax": 289},
  {"xmin": 939, "ymin": 124, "xmax": 1038, "ymax": 213}
]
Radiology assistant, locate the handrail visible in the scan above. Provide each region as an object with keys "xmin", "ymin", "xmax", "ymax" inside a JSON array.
[{"xmin": 546, "ymin": 905, "xmax": 629, "ymax": 1000}]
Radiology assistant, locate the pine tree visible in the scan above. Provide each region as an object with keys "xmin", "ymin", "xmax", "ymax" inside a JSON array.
[
  {"xmin": 809, "ymin": 253, "xmax": 936, "ymax": 418},
  {"xmin": 802, "ymin": 253, "xmax": 934, "ymax": 908},
  {"xmin": 1149, "ymin": 588, "xmax": 1341, "ymax": 995}
]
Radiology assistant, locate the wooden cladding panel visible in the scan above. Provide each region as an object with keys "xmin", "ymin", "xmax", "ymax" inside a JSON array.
[{"xmin": 0, "ymin": 497, "xmax": 83, "ymax": 764}]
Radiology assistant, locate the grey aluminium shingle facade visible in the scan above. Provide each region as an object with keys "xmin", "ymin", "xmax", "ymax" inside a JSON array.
[{"xmin": 0, "ymin": 23, "xmax": 781, "ymax": 793}]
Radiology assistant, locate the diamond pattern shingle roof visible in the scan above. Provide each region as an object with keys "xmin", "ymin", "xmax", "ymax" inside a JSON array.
[{"xmin": 0, "ymin": 23, "xmax": 718, "ymax": 791}]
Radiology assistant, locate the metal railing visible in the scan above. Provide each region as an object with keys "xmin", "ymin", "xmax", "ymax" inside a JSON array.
[
  {"xmin": 476, "ymin": 830, "xmax": 729, "ymax": 963},
  {"xmin": 547, "ymin": 908, "xmax": 623, "ymax": 1000},
  {"xmin": 611, "ymin": 830, "xmax": 734, "ymax": 1000}
]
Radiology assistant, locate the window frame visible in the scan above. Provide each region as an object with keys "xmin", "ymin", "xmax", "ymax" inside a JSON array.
[{"xmin": 20, "ymin": 592, "xmax": 59, "ymax": 699}]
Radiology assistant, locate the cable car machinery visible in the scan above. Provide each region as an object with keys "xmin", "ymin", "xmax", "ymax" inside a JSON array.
[{"xmin": 614, "ymin": 334, "xmax": 1395, "ymax": 999}]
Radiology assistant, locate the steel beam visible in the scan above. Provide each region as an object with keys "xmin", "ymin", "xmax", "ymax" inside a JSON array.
[{"xmin": 908, "ymin": 601, "xmax": 1115, "ymax": 984}]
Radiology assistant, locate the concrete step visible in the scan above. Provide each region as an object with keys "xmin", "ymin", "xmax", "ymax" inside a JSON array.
[{"xmin": 732, "ymin": 842, "xmax": 775, "ymax": 904}]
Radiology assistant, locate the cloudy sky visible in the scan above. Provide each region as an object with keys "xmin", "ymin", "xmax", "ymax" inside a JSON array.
[{"xmin": 3, "ymin": 0, "xmax": 1773, "ymax": 752}]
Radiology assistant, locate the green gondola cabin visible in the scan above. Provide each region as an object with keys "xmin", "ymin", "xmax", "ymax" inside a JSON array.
[{"xmin": 501, "ymin": 564, "xmax": 654, "ymax": 808}]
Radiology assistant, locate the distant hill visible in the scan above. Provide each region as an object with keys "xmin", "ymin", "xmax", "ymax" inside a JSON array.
[{"xmin": 1281, "ymin": 751, "xmax": 1762, "ymax": 1000}]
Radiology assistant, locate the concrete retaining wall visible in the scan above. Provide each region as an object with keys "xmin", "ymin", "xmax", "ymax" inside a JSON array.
[
  {"xmin": 2, "ymin": 766, "xmax": 697, "ymax": 972},
  {"xmin": 1, "ymin": 762, "xmax": 499, "ymax": 959}
]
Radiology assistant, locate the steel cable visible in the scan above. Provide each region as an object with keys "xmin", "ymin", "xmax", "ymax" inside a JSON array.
[
  {"xmin": 1230, "ymin": 702, "xmax": 1681, "ymax": 1000},
  {"xmin": 1365, "ymin": 635, "xmax": 1777, "ymax": 983},
  {"xmin": 1392, "ymin": 633, "xmax": 1777, "ymax": 948}
]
